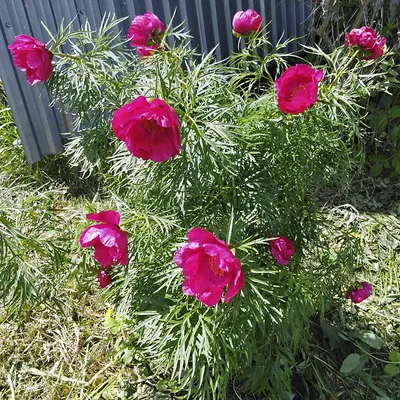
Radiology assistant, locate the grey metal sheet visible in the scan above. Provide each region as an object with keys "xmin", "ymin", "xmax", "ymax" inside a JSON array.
[
  {"xmin": 0, "ymin": 0, "xmax": 312, "ymax": 164},
  {"xmin": 0, "ymin": 0, "xmax": 64, "ymax": 164}
]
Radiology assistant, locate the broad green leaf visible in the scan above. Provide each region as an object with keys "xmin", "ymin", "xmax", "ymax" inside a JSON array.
[
  {"xmin": 103, "ymin": 308, "xmax": 117, "ymax": 328},
  {"xmin": 120, "ymin": 348, "xmax": 134, "ymax": 364},
  {"xmin": 369, "ymin": 155, "xmax": 386, "ymax": 163},
  {"xmin": 103, "ymin": 315, "xmax": 117, "ymax": 329},
  {"xmin": 384, "ymin": 364, "xmax": 400, "ymax": 376},
  {"xmin": 156, "ymin": 380, "xmax": 170, "ymax": 392},
  {"xmin": 389, "ymin": 351, "xmax": 400, "ymax": 363},
  {"xmin": 389, "ymin": 126, "xmax": 400, "ymax": 141},
  {"xmin": 320, "ymin": 320, "xmax": 347, "ymax": 350},
  {"xmin": 340, "ymin": 353, "xmax": 361, "ymax": 374},
  {"xmin": 370, "ymin": 163, "xmax": 383, "ymax": 177},
  {"xmin": 388, "ymin": 106, "xmax": 400, "ymax": 119},
  {"xmin": 352, "ymin": 330, "xmax": 383, "ymax": 349}
]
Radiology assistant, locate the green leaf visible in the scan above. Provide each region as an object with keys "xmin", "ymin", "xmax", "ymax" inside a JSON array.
[
  {"xmin": 389, "ymin": 351, "xmax": 400, "ymax": 363},
  {"xmin": 376, "ymin": 113, "xmax": 388, "ymax": 133},
  {"xmin": 370, "ymin": 163, "xmax": 383, "ymax": 177},
  {"xmin": 120, "ymin": 348, "xmax": 134, "ymax": 364},
  {"xmin": 369, "ymin": 155, "xmax": 387, "ymax": 163},
  {"xmin": 320, "ymin": 320, "xmax": 347, "ymax": 350},
  {"xmin": 388, "ymin": 106, "xmax": 400, "ymax": 119},
  {"xmin": 103, "ymin": 316, "xmax": 117, "ymax": 329},
  {"xmin": 381, "ymin": 294, "xmax": 400, "ymax": 304},
  {"xmin": 384, "ymin": 364, "xmax": 400, "ymax": 376},
  {"xmin": 389, "ymin": 126, "xmax": 400, "ymax": 141},
  {"xmin": 351, "ymin": 330, "xmax": 383, "ymax": 349},
  {"xmin": 340, "ymin": 353, "xmax": 361, "ymax": 374},
  {"xmin": 156, "ymin": 380, "xmax": 170, "ymax": 392}
]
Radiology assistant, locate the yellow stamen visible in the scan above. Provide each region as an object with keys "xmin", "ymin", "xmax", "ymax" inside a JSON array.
[
  {"xmin": 289, "ymin": 84, "xmax": 305, "ymax": 101},
  {"xmin": 141, "ymin": 118, "xmax": 163, "ymax": 134},
  {"xmin": 209, "ymin": 256, "xmax": 225, "ymax": 276}
]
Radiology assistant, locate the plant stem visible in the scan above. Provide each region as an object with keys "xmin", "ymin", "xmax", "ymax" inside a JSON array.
[
  {"xmin": 329, "ymin": 50, "xmax": 359, "ymax": 89},
  {"xmin": 51, "ymin": 52, "xmax": 83, "ymax": 61}
]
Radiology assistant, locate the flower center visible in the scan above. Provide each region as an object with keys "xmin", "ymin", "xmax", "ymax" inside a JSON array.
[
  {"xmin": 289, "ymin": 84, "xmax": 305, "ymax": 101},
  {"xmin": 141, "ymin": 118, "xmax": 163, "ymax": 134},
  {"xmin": 208, "ymin": 256, "xmax": 225, "ymax": 276}
]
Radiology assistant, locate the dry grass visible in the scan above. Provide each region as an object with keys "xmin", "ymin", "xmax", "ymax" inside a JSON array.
[{"xmin": 0, "ymin": 291, "xmax": 144, "ymax": 400}]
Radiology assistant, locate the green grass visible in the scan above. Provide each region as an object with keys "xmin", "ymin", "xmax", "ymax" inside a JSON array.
[
  {"xmin": 0, "ymin": 94, "xmax": 164, "ymax": 399},
  {"xmin": 295, "ymin": 207, "xmax": 400, "ymax": 400}
]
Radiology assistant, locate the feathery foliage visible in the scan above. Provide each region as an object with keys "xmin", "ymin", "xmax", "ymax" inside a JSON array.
[{"xmin": 20, "ymin": 13, "xmax": 393, "ymax": 398}]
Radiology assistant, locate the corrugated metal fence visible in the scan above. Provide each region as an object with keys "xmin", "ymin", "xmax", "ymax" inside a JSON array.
[{"xmin": 0, "ymin": 0, "xmax": 313, "ymax": 163}]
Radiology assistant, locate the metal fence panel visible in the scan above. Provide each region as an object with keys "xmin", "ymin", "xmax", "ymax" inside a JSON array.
[{"xmin": 0, "ymin": 0, "xmax": 312, "ymax": 164}]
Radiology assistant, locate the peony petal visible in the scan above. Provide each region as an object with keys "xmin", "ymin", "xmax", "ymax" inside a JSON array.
[
  {"xmin": 79, "ymin": 226, "xmax": 101, "ymax": 248},
  {"xmin": 189, "ymin": 259, "xmax": 213, "ymax": 294},
  {"xmin": 116, "ymin": 232, "xmax": 129, "ymax": 265},
  {"xmin": 198, "ymin": 286, "xmax": 224, "ymax": 307},
  {"xmin": 25, "ymin": 69, "xmax": 42, "ymax": 86},
  {"xmin": 97, "ymin": 270, "xmax": 112, "ymax": 288},
  {"xmin": 98, "ymin": 225, "xmax": 119, "ymax": 247},
  {"xmin": 25, "ymin": 50, "xmax": 43, "ymax": 69},
  {"xmin": 225, "ymin": 269, "xmax": 245, "ymax": 303},
  {"xmin": 94, "ymin": 244, "xmax": 115, "ymax": 267},
  {"xmin": 150, "ymin": 127, "xmax": 180, "ymax": 162},
  {"xmin": 187, "ymin": 227, "xmax": 227, "ymax": 246},
  {"xmin": 136, "ymin": 45, "xmax": 158, "ymax": 57},
  {"xmin": 86, "ymin": 210, "xmax": 120, "ymax": 225},
  {"xmin": 182, "ymin": 277, "xmax": 195, "ymax": 295},
  {"xmin": 181, "ymin": 253, "xmax": 203, "ymax": 277}
]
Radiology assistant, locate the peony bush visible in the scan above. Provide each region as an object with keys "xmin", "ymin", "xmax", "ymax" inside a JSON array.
[{"xmin": 8, "ymin": 11, "xmax": 387, "ymax": 399}]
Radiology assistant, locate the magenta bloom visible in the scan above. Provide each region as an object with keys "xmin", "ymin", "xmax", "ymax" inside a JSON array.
[
  {"xmin": 97, "ymin": 269, "xmax": 113, "ymax": 288},
  {"xmin": 127, "ymin": 11, "xmax": 165, "ymax": 56},
  {"xmin": 274, "ymin": 64, "xmax": 324, "ymax": 114},
  {"xmin": 8, "ymin": 35, "xmax": 53, "ymax": 86},
  {"xmin": 136, "ymin": 45, "xmax": 158, "ymax": 57},
  {"xmin": 80, "ymin": 210, "xmax": 128, "ymax": 267},
  {"xmin": 345, "ymin": 27, "xmax": 386, "ymax": 60},
  {"xmin": 111, "ymin": 96, "xmax": 181, "ymax": 162},
  {"xmin": 232, "ymin": 9, "xmax": 262, "ymax": 36},
  {"xmin": 269, "ymin": 236, "xmax": 295, "ymax": 266},
  {"xmin": 346, "ymin": 281, "xmax": 372, "ymax": 303},
  {"xmin": 174, "ymin": 227, "xmax": 245, "ymax": 307}
]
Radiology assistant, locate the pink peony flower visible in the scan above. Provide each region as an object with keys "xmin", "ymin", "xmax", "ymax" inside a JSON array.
[
  {"xmin": 80, "ymin": 210, "xmax": 128, "ymax": 267},
  {"xmin": 136, "ymin": 45, "xmax": 158, "ymax": 57},
  {"xmin": 97, "ymin": 269, "xmax": 113, "ymax": 288},
  {"xmin": 111, "ymin": 96, "xmax": 181, "ymax": 162},
  {"xmin": 127, "ymin": 11, "xmax": 165, "ymax": 56},
  {"xmin": 269, "ymin": 236, "xmax": 295, "ymax": 266},
  {"xmin": 174, "ymin": 227, "xmax": 245, "ymax": 307},
  {"xmin": 345, "ymin": 27, "xmax": 386, "ymax": 60},
  {"xmin": 274, "ymin": 64, "xmax": 324, "ymax": 114},
  {"xmin": 8, "ymin": 34, "xmax": 53, "ymax": 86},
  {"xmin": 346, "ymin": 281, "xmax": 372, "ymax": 303},
  {"xmin": 232, "ymin": 9, "xmax": 262, "ymax": 36}
]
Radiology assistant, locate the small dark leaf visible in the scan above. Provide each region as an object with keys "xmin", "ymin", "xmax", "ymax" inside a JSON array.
[
  {"xmin": 388, "ymin": 106, "xmax": 400, "ymax": 119},
  {"xmin": 320, "ymin": 320, "xmax": 347, "ymax": 350},
  {"xmin": 340, "ymin": 353, "xmax": 361, "ymax": 374},
  {"xmin": 370, "ymin": 163, "xmax": 383, "ymax": 177}
]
